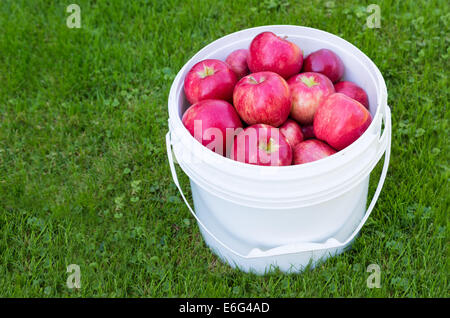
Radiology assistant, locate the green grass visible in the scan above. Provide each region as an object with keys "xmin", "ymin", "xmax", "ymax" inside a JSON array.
[{"xmin": 0, "ymin": 0, "xmax": 448, "ymax": 297}]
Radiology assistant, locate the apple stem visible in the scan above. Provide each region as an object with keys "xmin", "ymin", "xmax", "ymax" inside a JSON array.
[
  {"xmin": 197, "ymin": 64, "xmax": 215, "ymax": 78},
  {"xmin": 259, "ymin": 137, "xmax": 279, "ymax": 153},
  {"xmin": 248, "ymin": 76, "xmax": 265, "ymax": 84},
  {"xmin": 300, "ymin": 76, "xmax": 319, "ymax": 88},
  {"xmin": 248, "ymin": 76, "xmax": 258, "ymax": 84}
]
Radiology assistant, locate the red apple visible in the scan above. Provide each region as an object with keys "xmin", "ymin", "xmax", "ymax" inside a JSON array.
[
  {"xmin": 182, "ymin": 99, "xmax": 243, "ymax": 156},
  {"xmin": 293, "ymin": 139, "xmax": 336, "ymax": 164},
  {"xmin": 279, "ymin": 118, "xmax": 304, "ymax": 147},
  {"xmin": 231, "ymin": 124, "xmax": 292, "ymax": 166},
  {"xmin": 314, "ymin": 93, "xmax": 372, "ymax": 150},
  {"xmin": 301, "ymin": 124, "xmax": 315, "ymax": 140},
  {"xmin": 184, "ymin": 59, "xmax": 237, "ymax": 104},
  {"xmin": 225, "ymin": 49, "xmax": 249, "ymax": 79},
  {"xmin": 287, "ymin": 72, "xmax": 335, "ymax": 125},
  {"xmin": 334, "ymin": 81, "xmax": 369, "ymax": 109},
  {"xmin": 233, "ymin": 71, "xmax": 290, "ymax": 127},
  {"xmin": 303, "ymin": 49, "xmax": 344, "ymax": 83},
  {"xmin": 247, "ymin": 32, "xmax": 303, "ymax": 79}
]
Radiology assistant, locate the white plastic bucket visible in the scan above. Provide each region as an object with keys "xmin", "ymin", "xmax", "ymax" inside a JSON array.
[{"xmin": 166, "ymin": 25, "xmax": 391, "ymax": 274}]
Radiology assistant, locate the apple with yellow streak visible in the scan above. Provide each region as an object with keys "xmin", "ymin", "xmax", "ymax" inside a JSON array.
[
  {"xmin": 184, "ymin": 59, "xmax": 237, "ymax": 104},
  {"xmin": 287, "ymin": 72, "xmax": 334, "ymax": 125},
  {"xmin": 233, "ymin": 71, "xmax": 291, "ymax": 127},
  {"xmin": 231, "ymin": 124, "xmax": 292, "ymax": 166}
]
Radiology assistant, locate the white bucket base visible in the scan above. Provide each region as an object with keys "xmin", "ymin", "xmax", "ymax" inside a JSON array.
[{"xmin": 192, "ymin": 179, "xmax": 369, "ymax": 274}]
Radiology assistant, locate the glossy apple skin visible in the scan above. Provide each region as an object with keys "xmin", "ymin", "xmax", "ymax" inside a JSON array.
[
  {"xmin": 334, "ymin": 81, "xmax": 369, "ymax": 109},
  {"xmin": 279, "ymin": 118, "xmax": 304, "ymax": 147},
  {"xmin": 301, "ymin": 124, "xmax": 315, "ymax": 140},
  {"xmin": 233, "ymin": 71, "xmax": 291, "ymax": 127},
  {"xmin": 182, "ymin": 99, "xmax": 243, "ymax": 156},
  {"xmin": 303, "ymin": 49, "xmax": 344, "ymax": 83},
  {"xmin": 293, "ymin": 139, "xmax": 336, "ymax": 164},
  {"xmin": 184, "ymin": 59, "xmax": 237, "ymax": 104},
  {"xmin": 314, "ymin": 93, "xmax": 372, "ymax": 150},
  {"xmin": 287, "ymin": 72, "xmax": 335, "ymax": 125},
  {"xmin": 247, "ymin": 32, "xmax": 303, "ymax": 79},
  {"xmin": 231, "ymin": 124, "xmax": 292, "ymax": 166},
  {"xmin": 225, "ymin": 49, "xmax": 249, "ymax": 79}
]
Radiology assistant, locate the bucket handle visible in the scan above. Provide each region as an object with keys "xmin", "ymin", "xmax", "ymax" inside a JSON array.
[{"xmin": 166, "ymin": 105, "xmax": 391, "ymax": 259}]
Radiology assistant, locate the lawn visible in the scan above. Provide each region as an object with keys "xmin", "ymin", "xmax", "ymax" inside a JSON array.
[{"xmin": 0, "ymin": 0, "xmax": 448, "ymax": 297}]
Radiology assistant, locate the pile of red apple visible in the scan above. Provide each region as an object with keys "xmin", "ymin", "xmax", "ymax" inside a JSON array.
[{"xmin": 182, "ymin": 32, "xmax": 372, "ymax": 166}]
